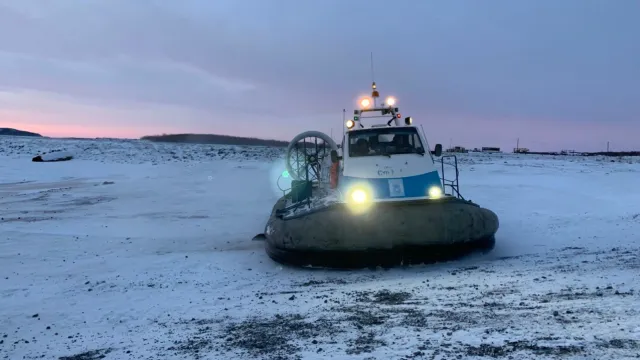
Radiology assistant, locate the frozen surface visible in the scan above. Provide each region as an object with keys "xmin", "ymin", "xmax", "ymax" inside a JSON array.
[{"xmin": 1, "ymin": 136, "xmax": 639, "ymax": 360}]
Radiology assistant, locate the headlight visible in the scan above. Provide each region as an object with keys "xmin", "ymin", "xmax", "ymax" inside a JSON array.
[
  {"xmin": 351, "ymin": 189, "xmax": 367, "ymax": 204},
  {"xmin": 428, "ymin": 186, "xmax": 443, "ymax": 199},
  {"xmin": 345, "ymin": 184, "xmax": 374, "ymax": 214}
]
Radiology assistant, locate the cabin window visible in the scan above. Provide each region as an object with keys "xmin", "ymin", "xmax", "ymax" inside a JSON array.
[{"xmin": 348, "ymin": 128, "xmax": 425, "ymax": 157}]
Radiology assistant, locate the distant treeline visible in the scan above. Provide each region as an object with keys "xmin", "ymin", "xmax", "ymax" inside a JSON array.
[
  {"xmin": 525, "ymin": 151, "xmax": 640, "ymax": 157},
  {"xmin": 141, "ymin": 133, "xmax": 289, "ymax": 147},
  {"xmin": 0, "ymin": 128, "xmax": 43, "ymax": 137},
  {"xmin": 584, "ymin": 151, "xmax": 640, "ymax": 157}
]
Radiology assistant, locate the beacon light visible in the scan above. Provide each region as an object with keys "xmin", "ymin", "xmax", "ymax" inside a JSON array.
[{"xmin": 386, "ymin": 97, "xmax": 396, "ymax": 106}]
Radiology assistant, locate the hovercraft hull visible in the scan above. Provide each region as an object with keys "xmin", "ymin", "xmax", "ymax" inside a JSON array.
[{"xmin": 260, "ymin": 195, "xmax": 499, "ymax": 268}]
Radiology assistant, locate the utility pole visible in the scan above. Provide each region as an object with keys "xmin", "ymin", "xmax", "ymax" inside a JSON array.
[
  {"xmin": 342, "ymin": 109, "xmax": 346, "ymax": 138},
  {"xmin": 607, "ymin": 141, "xmax": 610, "ymax": 152}
]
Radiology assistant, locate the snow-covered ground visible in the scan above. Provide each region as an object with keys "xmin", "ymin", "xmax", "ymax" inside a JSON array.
[{"xmin": 1, "ymin": 135, "xmax": 639, "ymax": 360}]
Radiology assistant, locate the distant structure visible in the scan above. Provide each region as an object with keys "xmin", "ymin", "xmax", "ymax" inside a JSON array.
[
  {"xmin": 481, "ymin": 147, "xmax": 501, "ymax": 153},
  {"xmin": 560, "ymin": 149, "xmax": 581, "ymax": 156},
  {"xmin": 446, "ymin": 146, "xmax": 468, "ymax": 153},
  {"xmin": 513, "ymin": 138, "xmax": 529, "ymax": 153}
]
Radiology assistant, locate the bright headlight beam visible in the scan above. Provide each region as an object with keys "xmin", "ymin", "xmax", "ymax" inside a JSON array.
[
  {"xmin": 345, "ymin": 184, "xmax": 374, "ymax": 215},
  {"xmin": 351, "ymin": 189, "xmax": 367, "ymax": 204},
  {"xmin": 428, "ymin": 186, "xmax": 443, "ymax": 199}
]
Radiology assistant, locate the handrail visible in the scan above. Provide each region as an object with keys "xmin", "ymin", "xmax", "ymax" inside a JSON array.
[{"xmin": 439, "ymin": 155, "xmax": 464, "ymax": 200}]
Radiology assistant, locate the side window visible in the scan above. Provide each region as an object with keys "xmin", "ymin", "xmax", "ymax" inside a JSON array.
[{"xmin": 410, "ymin": 133, "xmax": 423, "ymax": 149}]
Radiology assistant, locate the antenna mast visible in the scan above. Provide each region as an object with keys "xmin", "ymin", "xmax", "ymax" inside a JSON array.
[
  {"xmin": 342, "ymin": 108, "xmax": 346, "ymax": 135},
  {"xmin": 370, "ymin": 52, "xmax": 375, "ymax": 83},
  {"xmin": 370, "ymin": 52, "xmax": 379, "ymax": 107}
]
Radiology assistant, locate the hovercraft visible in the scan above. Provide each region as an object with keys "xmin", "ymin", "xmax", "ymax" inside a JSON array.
[{"xmin": 253, "ymin": 82, "xmax": 499, "ymax": 268}]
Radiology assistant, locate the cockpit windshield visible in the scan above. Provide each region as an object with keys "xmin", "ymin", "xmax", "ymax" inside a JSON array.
[{"xmin": 348, "ymin": 127, "xmax": 425, "ymax": 157}]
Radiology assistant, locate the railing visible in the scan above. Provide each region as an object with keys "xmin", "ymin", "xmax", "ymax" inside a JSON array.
[
  {"xmin": 276, "ymin": 172, "xmax": 292, "ymax": 198},
  {"xmin": 275, "ymin": 175, "xmax": 315, "ymax": 217},
  {"xmin": 439, "ymin": 155, "xmax": 464, "ymax": 200}
]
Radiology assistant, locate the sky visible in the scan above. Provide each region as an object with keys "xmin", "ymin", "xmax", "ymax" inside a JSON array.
[{"xmin": 0, "ymin": 0, "xmax": 638, "ymax": 152}]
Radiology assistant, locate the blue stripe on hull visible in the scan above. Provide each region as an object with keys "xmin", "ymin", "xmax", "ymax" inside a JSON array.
[{"xmin": 340, "ymin": 171, "xmax": 443, "ymax": 199}]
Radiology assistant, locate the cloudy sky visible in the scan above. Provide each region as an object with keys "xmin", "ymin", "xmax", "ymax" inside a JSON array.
[{"xmin": 0, "ymin": 0, "xmax": 638, "ymax": 151}]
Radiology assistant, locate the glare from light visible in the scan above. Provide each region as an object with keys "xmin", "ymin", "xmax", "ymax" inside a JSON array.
[
  {"xmin": 346, "ymin": 119, "xmax": 355, "ymax": 129},
  {"xmin": 386, "ymin": 97, "xmax": 396, "ymax": 106},
  {"xmin": 351, "ymin": 189, "xmax": 367, "ymax": 204},
  {"xmin": 360, "ymin": 98, "xmax": 371, "ymax": 108},
  {"xmin": 428, "ymin": 186, "xmax": 443, "ymax": 199},
  {"xmin": 345, "ymin": 184, "xmax": 374, "ymax": 214}
]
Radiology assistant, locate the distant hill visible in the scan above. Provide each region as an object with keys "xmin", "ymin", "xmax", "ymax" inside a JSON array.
[
  {"xmin": 0, "ymin": 128, "xmax": 43, "ymax": 137},
  {"xmin": 140, "ymin": 133, "xmax": 289, "ymax": 147}
]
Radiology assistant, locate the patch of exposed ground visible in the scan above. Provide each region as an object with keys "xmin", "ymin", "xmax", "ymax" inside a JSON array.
[
  {"xmin": 463, "ymin": 340, "xmax": 585, "ymax": 357},
  {"xmin": 353, "ymin": 289, "xmax": 412, "ymax": 305},
  {"xmin": 167, "ymin": 314, "xmax": 342, "ymax": 360},
  {"xmin": 157, "ymin": 245, "xmax": 640, "ymax": 359},
  {"xmin": 529, "ymin": 286, "xmax": 635, "ymax": 303},
  {"xmin": 345, "ymin": 331, "xmax": 387, "ymax": 355},
  {"xmin": 295, "ymin": 279, "xmax": 348, "ymax": 287},
  {"xmin": 62, "ymin": 195, "xmax": 117, "ymax": 206},
  {"xmin": 58, "ymin": 348, "xmax": 112, "ymax": 360}
]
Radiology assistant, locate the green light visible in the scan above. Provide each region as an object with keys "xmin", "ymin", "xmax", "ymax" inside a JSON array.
[
  {"xmin": 282, "ymin": 170, "xmax": 289, "ymax": 178},
  {"xmin": 354, "ymin": 115, "xmax": 359, "ymax": 121}
]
